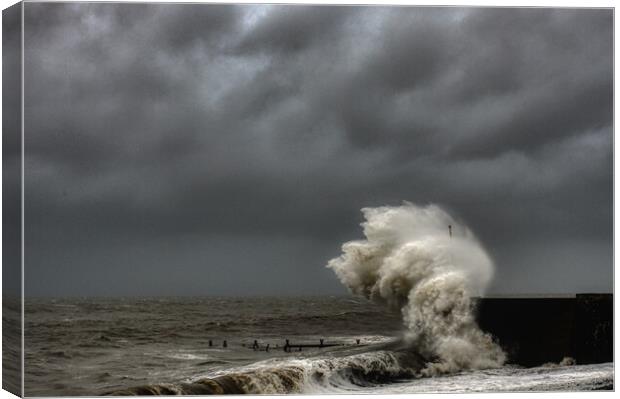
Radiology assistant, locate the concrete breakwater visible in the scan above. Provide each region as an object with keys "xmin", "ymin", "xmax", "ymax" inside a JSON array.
[{"xmin": 475, "ymin": 294, "xmax": 612, "ymax": 367}]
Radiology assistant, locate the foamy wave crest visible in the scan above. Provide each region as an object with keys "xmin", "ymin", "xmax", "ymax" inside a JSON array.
[
  {"xmin": 327, "ymin": 202, "xmax": 506, "ymax": 375},
  {"xmin": 107, "ymin": 349, "xmax": 424, "ymax": 395}
]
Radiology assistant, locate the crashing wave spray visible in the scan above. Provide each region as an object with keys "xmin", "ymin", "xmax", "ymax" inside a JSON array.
[{"xmin": 327, "ymin": 202, "xmax": 505, "ymax": 375}]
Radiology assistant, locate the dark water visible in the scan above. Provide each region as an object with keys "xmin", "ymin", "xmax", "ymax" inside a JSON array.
[
  {"xmin": 24, "ymin": 296, "xmax": 403, "ymax": 396},
  {"xmin": 3, "ymin": 295, "xmax": 22, "ymax": 396},
  {"xmin": 24, "ymin": 296, "xmax": 612, "ymax": 396}
]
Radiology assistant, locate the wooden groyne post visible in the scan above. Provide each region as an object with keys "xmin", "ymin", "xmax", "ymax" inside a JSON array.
[{"xmin": 283, "ymin": 338, "xmax": 341, "ymax": 352}]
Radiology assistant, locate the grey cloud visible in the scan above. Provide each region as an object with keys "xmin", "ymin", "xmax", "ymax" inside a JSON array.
[
  {"xmin": 234, "ymin": 6, "xmax": 356, "ymax": 55},
  {"xmin": 21, "ymin": 4, "xmax": 612, "ymax": 296}
]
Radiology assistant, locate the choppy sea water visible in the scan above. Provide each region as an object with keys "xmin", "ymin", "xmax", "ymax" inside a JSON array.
[{"xmin": 24, "ymin": 297, "xmax": 612, "ymax": 396}]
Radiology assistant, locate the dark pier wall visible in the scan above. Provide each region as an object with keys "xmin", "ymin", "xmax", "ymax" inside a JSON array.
[
  {"xmin": 574, "ymin": 294, "xmax": 613, "ymax": 365},
  {"xmin": 475, "ymin": 294, "xmax": 613, "ymax": 367}
]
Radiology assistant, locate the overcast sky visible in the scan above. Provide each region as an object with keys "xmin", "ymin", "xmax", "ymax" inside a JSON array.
[{"xmin": 20, "ymin": 3, "xmax": 612, "ymax": 297}]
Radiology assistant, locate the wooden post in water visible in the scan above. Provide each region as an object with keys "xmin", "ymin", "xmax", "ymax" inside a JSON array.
[{"xmin": 223, "ymin": 340, "xmax": 227, "ymax": 348}]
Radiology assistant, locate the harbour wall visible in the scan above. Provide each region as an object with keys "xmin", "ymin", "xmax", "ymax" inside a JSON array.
[{"xmin": 475, "ymin": 294, "xmax": 613, "ymax": 367}]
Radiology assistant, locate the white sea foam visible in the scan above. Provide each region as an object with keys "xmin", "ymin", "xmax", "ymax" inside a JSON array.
[
  {"xmin": 372, "ymin": 362, "xmax": 614, "ymax": 393},
  {"xmin": 327, "ymin": 202, "xmax": 506, "ymax": 374}
]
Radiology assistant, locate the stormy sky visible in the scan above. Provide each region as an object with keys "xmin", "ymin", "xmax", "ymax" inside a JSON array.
[{"xmin": 20, "ymin": 3, "xmax": 612, "ymax": 297}]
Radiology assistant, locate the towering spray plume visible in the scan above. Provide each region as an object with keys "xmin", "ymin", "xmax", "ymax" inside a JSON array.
[{"xmin": 327, "ymin": 202, "xmax": 505, "ymax": 375}]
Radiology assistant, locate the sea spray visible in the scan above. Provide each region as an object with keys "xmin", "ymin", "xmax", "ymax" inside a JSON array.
[{"xmin": 327, "ymin": 202, "xmax": 506, "ymax": 375}]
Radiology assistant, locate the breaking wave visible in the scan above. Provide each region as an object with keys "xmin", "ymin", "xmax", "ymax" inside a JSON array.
[
  {"xmin": 107, "ymin": 346, "xmax": 424, "ymax": 395},
  {"xmin": 327, "ymin": 202, "xmax": 506, "ymax": 375}
]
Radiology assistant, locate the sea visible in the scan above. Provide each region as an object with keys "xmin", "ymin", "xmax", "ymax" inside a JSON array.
[{"xmin": 23, "ymin": 296, "xmax": 613, "ymax": 396}]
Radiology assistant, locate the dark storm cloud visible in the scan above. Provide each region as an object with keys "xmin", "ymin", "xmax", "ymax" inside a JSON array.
[
  {"xmin": 3, "ymin": 2, "xmax": 23, "ymax": 295},
  {"xmin": 22, "ymin": 4, "xmax": 612, "ymax": 296},
  {"xmin": 235, "ymin": 6, "xmax": 355, "ymax": 55}
]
